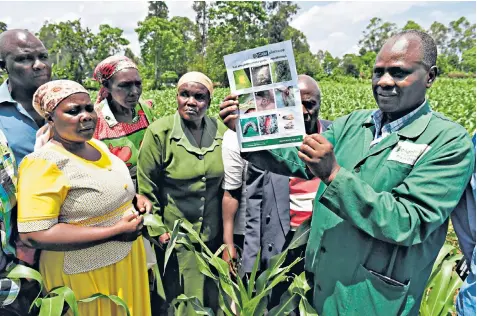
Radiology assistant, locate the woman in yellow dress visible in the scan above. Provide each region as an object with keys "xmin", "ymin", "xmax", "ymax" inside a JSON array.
[{"xmin": 16, "ymin": 80, "xmax": 151, "ymax": 316}]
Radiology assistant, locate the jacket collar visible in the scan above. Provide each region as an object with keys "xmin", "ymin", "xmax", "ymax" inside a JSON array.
[
  {"xmin": 170, "ymin": 111, "xmax": 223, "ymax": 156},
  {"xmin": 362, "ymin": 101, "xmax": 432, "ymax": 139}
]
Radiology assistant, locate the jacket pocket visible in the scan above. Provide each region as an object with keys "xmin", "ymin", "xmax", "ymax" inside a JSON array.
[
  {"xmin": 345, "ymin": 264, "xmax": 410, "ymax": 316},
  {"xmin": 371, "ymin": 161, "xmax": 413, "ymax": 192}
]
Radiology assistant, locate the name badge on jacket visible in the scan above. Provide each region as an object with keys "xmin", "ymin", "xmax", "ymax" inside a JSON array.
[{"xmin": 388, "ymin": 141, "xmax": 431, "ymax": 166}]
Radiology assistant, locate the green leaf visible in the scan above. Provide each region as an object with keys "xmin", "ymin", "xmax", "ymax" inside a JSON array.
[
  {"xmin": 217, "ymin": 288, "xmax": 235, "ymax": 316},
  {"xmin": 48, "ymin": 287, "xmax": 78, "ymax": 315},
  {"xmin": 209, "ymin": 256, "xmax": 241, "ymax": 310},
  {"xmin": 164, "ymin": 219, "xmax": 182, "ymax": 271},
  {"xmin": 235, "ymin": 267, "xmax": 249, "ymax": 308},
  {"xmin": 195, "ymin": 251, "xmax": 218, "ymax": 280},
  {"xmin": 4, "ymin": 264, "xmax": 44, "ymax": 312},
  {"xmin": 179, "ymin": 220, "xmax": 214, "ymax": 257},
  {"xmin": 5, "ymin": 264, "xmax": 44, "ymax": 292},
  {"xmin": 38, "ymin": 295, "xmax": 65, "ymax": 316},
  {"xmin": 152, "ymin": 262, "xmax": 166, "ymax": 300},
  {"xmin": 289, "ymin": 272, "xmax": 311, "ymax": 297},
  {"xmin": 267, "ymin": 291, "xmax": 300, "ymax": 316},
  {"xmin": 298, "ymin": 298, "xmax": 319, "ymax": 316},
  {"xmin": 243, "ymin": 261, "xmax": 301, "ymax": 316},
  {"xmin": 176, "ymin": 232, "xmax": 196, "ymax": 251},
  {"xmin": 79, "ymin": 293, "xmax": 131, "ymax": 316},
  {"xmin": 248, "ymin": 247, "xmax": 261, "ymax": 298},
  {"xmin": 172, "ymin": 294, "xmax": 215, "ymax": 315},
  {"xmin": 287, "ymin": 219, "xmax": 311, "ymax": 250},
  {"xmin": 255, "ymin": 249, "xmax": 289, "ymax": 293},
  {"xmin": 440, "ymin": 271, "xmax": 463, "ymax": 316},
  {"xmin": 252, "ymin": 297, "xmax": 269, "ymax": 316},
  {"xmin": 143, "ymin": 214, "xmax": 168, "ymax": 239},
  {"xmin": 429, "ymin": 243, "xmax": 454, "ymax": 280},
  {"xmin": 427, "ymin": 259, "xmax": 456, "ymax": 315},
  {"xmin": 214, "ymin": 244, "xmax": 228, "ymax": 258}
]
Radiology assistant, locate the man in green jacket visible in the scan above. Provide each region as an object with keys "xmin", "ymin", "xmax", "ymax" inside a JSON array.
[{"xmin": 219, "ymin": 30, "xmax": 475, "ymax": 315}]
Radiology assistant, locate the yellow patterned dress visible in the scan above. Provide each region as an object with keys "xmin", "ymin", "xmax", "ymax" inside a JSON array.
[{"xmin": 16, "ymin": 139, "xmax": 151, "ymax": 316}]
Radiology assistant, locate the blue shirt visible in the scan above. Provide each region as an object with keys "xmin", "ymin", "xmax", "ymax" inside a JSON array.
[
  {"xmin": 454, "ymin": 132, "xmax": 476, "ymax": 316},
  {"xmin": 452, "ymin": 133, "xmax": 477, "ymax": 266},
  {"xmin": 0, "ymin": 81, "xmax": 38, "ymax": 164}
]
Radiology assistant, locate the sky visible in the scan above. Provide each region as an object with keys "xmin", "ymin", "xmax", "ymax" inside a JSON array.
[{"xmin": 0, "ymin": 1, "xmax": 475, "ymax": 58}]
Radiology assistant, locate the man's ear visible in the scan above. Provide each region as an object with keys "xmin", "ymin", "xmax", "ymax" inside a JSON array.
[{"xmin": 426, "ymin": 66, "xmax": 438, "ymax": 88}]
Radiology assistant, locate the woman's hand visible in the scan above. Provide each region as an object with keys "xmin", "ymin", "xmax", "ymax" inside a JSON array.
[
  {"xmin": 114, "ymin": 212, "xmax": 144, "ymax": 242},
  {"xmin": 159, "ymin": 232, "xmax": 171, "ymax": 244},
  {"xmin": 134, "ymin": 194, "xmax": 152, "ymax": 214},
  {"xmin": 219, "ymin": 94, "xmax": 239, "ymax": 131}
]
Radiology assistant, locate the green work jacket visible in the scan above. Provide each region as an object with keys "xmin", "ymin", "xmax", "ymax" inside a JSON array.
[
  {"xmin": 138, "ymin": 111, "xmax": 227, "ymax": 242},
  {"xmin": 244, "ymin": 102, "xmax": 475, "ymax": 316}
]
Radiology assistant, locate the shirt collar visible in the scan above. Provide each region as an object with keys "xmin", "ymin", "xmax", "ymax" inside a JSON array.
[
  {"xmin": 371, "ymin": 99, "xmax": 429, "ymax": 139},
  {"xmin": 170, "ymin": 111, "xmax": 223, "ymax": 155},
  {"xmin": 0, "ymin": 80, "xmax": 16, "ymax": 104},
  {"xmin": 97, "ymin": 99, "xmax": 119, "ymax": 127}
]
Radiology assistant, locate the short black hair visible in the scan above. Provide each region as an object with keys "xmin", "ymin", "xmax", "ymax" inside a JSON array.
[{"xmin": 393, "ymin": 30, "xmax": 438, "ymax": 68}]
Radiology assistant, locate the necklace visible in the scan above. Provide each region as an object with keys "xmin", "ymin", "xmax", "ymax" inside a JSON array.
[{"xmin": 131, "ymin": 106, "xmax": 140, "ymax": 124}]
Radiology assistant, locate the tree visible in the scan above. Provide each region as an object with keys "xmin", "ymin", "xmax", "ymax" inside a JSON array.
[
  {"xmin": 461, "ymin": 46, "xmax": 476, "ymax": 73},
  {"xmin": 448, "ymin": 17, "xmax": 476, "ymax": 56},
  {"xmin": 38, "ymin": 20, "xmax": 94, "ymax": 83},
  {"xmin": 402, "ymin": 20, "xmax": 424, "ymax": 32},
  {"xmin": 147, "ymin": 1, "xmax": 169, "ymax": 19},
  {"xmin": 359, "ymin": 50, "xmax": 377, "ymax": 78},
  {"xmin": 340, "ymin": 54, "xmax": 361, "ymax": 78},
  {"xmin": 322, "ymin": 51, "xmax": 339, "ymax": 75},
  {"xmin": 359, "ymin": 17, "xmax": 397, "ymax": 53},
  {"xmin": 124, "ymin": 47, "xmax": 139, "ymax": 65},
  {"xmin": 0, "ymin": 21, "xmax": 6, "ymax": 34},
  {"xmin": 192, "ymin": 1, "xmax": 210, "ymax": 55},
  {"xmin": 170, "ymin": 16, "xmax": 199, "ymax": 77},
  {"xmin": 136, "ymin": 17, "xmax": 184, "ymax": 89},
  {"xmin": 436, "ymin": 55, "xmax": 452, "ymax": 75},
  {"xmin": 428, "ymin": 22, "xmax": 449, "ymax": 54},
  {"xmin": 262, "ymin": 1, "xmax": 299, "ymax": 43},
  {"xmin": 91, "ymin": 24, "xmax": 129, "ymax": 64},
  {"xmin": 207, "ymin": 1, "xmax": 268, "ymax": 84}
]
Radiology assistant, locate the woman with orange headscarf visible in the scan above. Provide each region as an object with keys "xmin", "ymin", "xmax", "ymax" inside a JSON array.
[
  {"xmin": 17, "ymin": 80, "xmax": 152, "ymax": 316},
  {"xmin": 93, "ymin": 56, "xmax": 155, "ymax": 187}
]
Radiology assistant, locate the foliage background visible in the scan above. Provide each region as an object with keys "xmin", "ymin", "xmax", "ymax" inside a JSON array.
[{"xmin": 0, "ymin": 1, "xmax": 475, "ymax": 86}]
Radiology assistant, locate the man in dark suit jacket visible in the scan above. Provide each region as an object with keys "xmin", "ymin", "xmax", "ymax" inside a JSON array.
[{"xmin": 242, "ymin": 75, "xmax": 330, "ymax": 306}]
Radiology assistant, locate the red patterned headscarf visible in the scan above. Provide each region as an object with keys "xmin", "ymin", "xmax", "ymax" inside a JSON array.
[{"xmin": 93, "ymin": 55, "xmax": 138, "ymax": 103}]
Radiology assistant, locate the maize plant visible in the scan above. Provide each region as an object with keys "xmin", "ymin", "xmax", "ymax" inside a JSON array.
[{"xmin": 419, "ymin": 243, "xmax": 465, "ymax": 316}]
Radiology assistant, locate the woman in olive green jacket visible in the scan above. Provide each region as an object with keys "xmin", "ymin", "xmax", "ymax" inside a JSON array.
[{"xmin": 137, "ymin": 72, "xmax": 227, "ymax": 314}]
